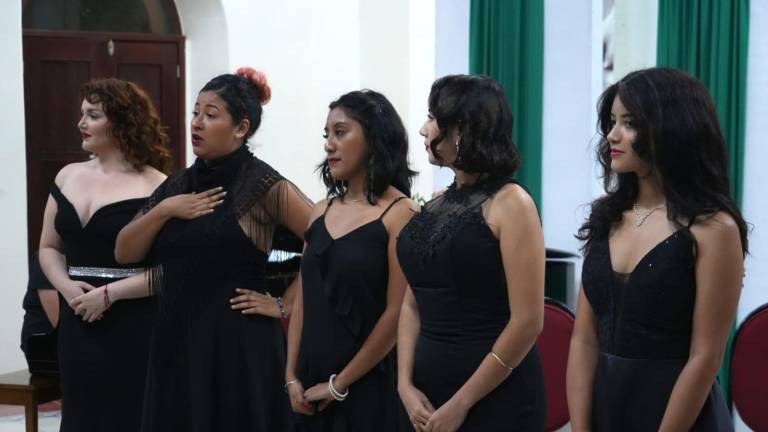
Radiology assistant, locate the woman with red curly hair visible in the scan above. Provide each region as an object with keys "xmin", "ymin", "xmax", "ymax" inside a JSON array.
[
  {"xmin": 38, "ymin": 78, "xmax": 172, "ymax": 432},
  {"xmin": 116, "ymin": 67, "xmax": 313, "ymax": 431}
]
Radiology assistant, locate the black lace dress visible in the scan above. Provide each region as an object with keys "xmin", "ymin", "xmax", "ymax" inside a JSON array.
[
  {"xmin": 396, "ymin": 179, "xmax": 547, "ymax": 431},
  {"xmin": 294, "ymin": 197, "xmax": 406, "ymax": 431},
  {"xmin": 582, "ymin": 230, "xmax": 733, "ymax": 431},
  {"xmin": 140, "ymin": 145, "xmax": 306, "ymax": 432},
  {"xmin": 50, "ymin": 184, "xmax": 156, "ymax": 432}
]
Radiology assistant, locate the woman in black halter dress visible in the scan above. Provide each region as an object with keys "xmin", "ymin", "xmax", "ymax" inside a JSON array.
[
  {"xmin": 285, "ymin": 90, "xmax": 416, "ymax": 431},
  {"xmin": 567, "ymin": 68, "xmax": 748, "ymax": 431},
  {"xmin": 396, "ymin": 75, "xmax": 547, "ymax": 431},
  {"xmin": 38, "ymin": 78, "xmax": 171, "ymax": 432},
  {"xmin": 116, "ymin": 68, "xmax": 313, "ymax": 432}
]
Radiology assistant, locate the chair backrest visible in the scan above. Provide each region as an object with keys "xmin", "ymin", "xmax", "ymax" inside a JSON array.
[
  {"xmin": 536, "ymin": 298, "xmax": 575, "ymax": 432},
  {"xmin": 730, "ymin": 303, "xmax": 768, "ymax": 431}
]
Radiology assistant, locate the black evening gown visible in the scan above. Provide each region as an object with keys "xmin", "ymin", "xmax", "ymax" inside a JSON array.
[
  {"xmin": 50, "ymin": 184, "xmax": 156, "ymax": 432},
  {"xmin": 396, "ymin": 179, "xmax": 547, "ymax": 431},
  {"xmin": 295, "ymin": 197, "xmax": 406, "ymax": 431},
  {"xmin": 582, "ymin": 230, "xmax": 733, "ymax": 431},
  {"xmin": 140, "ymin": 145, "xmax": 296, "ymax": 432}
]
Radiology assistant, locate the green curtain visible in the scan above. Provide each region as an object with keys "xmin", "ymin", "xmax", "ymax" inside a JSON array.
[
  {"xmin": 657, "ymin": 0, "xmax": 749, "ymax": 403},
  {"xmin": 469, "ymin": 0, "xmax": 544, "ymax": 211}
]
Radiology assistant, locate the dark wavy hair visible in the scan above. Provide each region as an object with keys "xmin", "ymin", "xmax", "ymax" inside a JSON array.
[
  {"xmin": 200, "ymin": 69, "xmax": 270, "ymax": 142},
  {"xmin": 80, "ymin": 78, "xmax": 173, "ymax": 174},
  {"xmin": 428, "ymin": 74, "xmax": 519, "ymax": 178},
  {"xmin": 319, "ymin": 90, "xmax": 416, "ymax": 204},
  {"xmin": 577, "ymin": 67, "xmax": 748, "ymax": 255}
]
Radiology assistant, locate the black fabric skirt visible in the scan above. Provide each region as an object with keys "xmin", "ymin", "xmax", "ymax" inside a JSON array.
[
  {"xmin": 414, "ymin": 336, "xmax": 547, "ymax": 431},
  {"xmin": 592, "ymin": 351, "xmax": 733, "ymax": 431}
]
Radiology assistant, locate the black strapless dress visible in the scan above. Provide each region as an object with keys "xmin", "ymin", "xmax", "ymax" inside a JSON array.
[
  {"xmin": 50, "ymin": 184, "xmax": 156, "ymax": 432},
  {"xmin": 582, "ymin": 230, "xmax": 733, "ymax": 431},
  {"xmin": 396, "ymin": 179, "xmax": 546, "ymax": 431}
]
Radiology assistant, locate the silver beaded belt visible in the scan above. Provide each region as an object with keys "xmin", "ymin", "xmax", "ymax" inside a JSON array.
[{"xmin": 67, "ymin": 266, "xmax": 143, "ymax": 279}]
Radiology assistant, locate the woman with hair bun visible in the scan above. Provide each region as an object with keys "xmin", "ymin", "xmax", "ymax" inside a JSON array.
[
  {"xmin": 38, "ymin": 77, "xmax": 171, "ymax": 432},
  {"xmin": 116, "ymin": 67, "xmax": 313, "ymax": 431}
]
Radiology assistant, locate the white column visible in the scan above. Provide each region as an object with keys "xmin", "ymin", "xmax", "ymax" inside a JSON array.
[{"xmin": 541, "ymin": 0, "xmax": 605, "ymax": 307}]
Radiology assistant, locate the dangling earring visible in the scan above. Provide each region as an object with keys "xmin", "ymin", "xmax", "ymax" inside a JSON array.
[{"xmin": 455, "ymin": 135, "xmax": 461, "ymax": 162}]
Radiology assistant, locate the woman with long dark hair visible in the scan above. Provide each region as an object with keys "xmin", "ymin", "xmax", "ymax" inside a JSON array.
[
  {"xmin": 38, "ymin": 78, "xmax": 171, "ymax": 431},
  {"xmin": 567, "ymin": 67, "xmax": 747, "ymax": 431},
  {"xmin": 285, "ymin": 90, "xmax": 417, "ymax": 431},
  {"xmin": 396, "ymin": 74, "xmax": 547, "ymax": 431},
  {"xmin": 115, "ymin": 67, "xmax": 313, "ymax": 431}
]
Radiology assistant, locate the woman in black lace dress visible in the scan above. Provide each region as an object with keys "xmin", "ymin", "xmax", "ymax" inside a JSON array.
[
  {"xmin": 116, "ymin": 68, "xmax": 313, "ymax": 431},
  {"xmin": 396, "ymin": 75, "xmax": 547, "ymax": 431},
  {"xmin": 285, "ymin": 90, "xmax": 417, "ymax": 431},
  {"xmin": 38, "ymin": 78, "xmax": 171, "ymax": 432},
  {"xmin": 566, "ymin": 67, "xmax": 748, "ymax": 431}
]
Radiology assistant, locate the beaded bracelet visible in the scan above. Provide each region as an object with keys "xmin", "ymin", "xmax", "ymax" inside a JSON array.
[
  {"xmin": 276, "ymin": 296, "xmax": 287, "ymax": 319},
  {"xmin": 328, "ymin": 374, "xmax": 348, "ymax": 401},
  {"xmin": 103, "ymin": 283, "xmax": 112, "ymax": 309}
]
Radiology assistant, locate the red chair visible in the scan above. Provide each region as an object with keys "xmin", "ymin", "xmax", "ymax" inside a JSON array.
[
  {"xmin": 730, "ymin": 303, "xmax": 768, "ymax": 431},
  {"xmin": 536, "ymin": 298, "xmax": 575, "ymax": 431}
]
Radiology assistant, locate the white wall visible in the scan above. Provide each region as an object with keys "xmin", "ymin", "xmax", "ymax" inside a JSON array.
[
  {"xmin": 610, "ymin": 0, "xmax": 657, "ymax": 81},
  {"xmin": 739, "ymin": 0, "xmax": 768, "ymax": 325},
  {"xmin": 176, "ymin": 0, "xmax": 436, "ymax": 202},
  {"xmin": 174, "ymin": 0, "xmax": 230, "ymax": 165},
  {"xmin": 542, "ymin": 0, "xmax": 602, "ymax": 256},
  {"xmin": 433, "ymin": 0, "xmax": 470, "ymax": 192},
  {"xmin": 359, "ymin": 0, "xmax": 436, "ymax": 198},
  {"xmin": 541, "ymin": 0, "xmax": 605, "ymax": 309},
  {"xmin": 0, "ymin": 0, "xmax": 29, "ymax": 373}
]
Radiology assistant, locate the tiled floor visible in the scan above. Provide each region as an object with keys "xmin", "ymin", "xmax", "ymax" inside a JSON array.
[{"xmin": 0, "ymin": 402, "xmax": 61, "ymax": 432}]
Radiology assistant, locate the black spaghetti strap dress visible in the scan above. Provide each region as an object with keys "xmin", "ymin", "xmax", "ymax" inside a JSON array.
[
  {"xmin": 396, "ymin": 178, "xmax": 547, "ymax": 431},
  {"xmin": 294, "ymin": 197, "xmax": 406, "ymax": 431},
  {"xmin": 582, "ymin": 230, "xmax": 733, "ymax": 431}
]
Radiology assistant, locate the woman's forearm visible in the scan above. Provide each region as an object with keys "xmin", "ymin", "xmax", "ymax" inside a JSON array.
[
  {"xmin": 397, "ymin": 287, "xmax": 421, "ymax": 389},
  {"xmin": 566, "ymin": 339, "xmax": 598, "ymax": 431},
  {"xmin": 285, "ymin": 285, "xmax": 304, "ymax": 381},
  {"xmin": 333, "ymin": 306, "xmax": 400, "ymax": 391},
  {"xmin": 450, "ymin": 315, "xmax": 541, "ymax": 410},
  {"xmin": 104, "ymin": 273, "xmax": 153, "ymax": 301},
  {"xmin": 38, "ymin": 247, "xmax": 73, "ymax": 294},
  {"xmin": 658, "ymin": 354, "xmax": 723, "ymax": 432},
  {"xmin": 115, "ymin": 204, "xmax": 170, "ymax": 264}
]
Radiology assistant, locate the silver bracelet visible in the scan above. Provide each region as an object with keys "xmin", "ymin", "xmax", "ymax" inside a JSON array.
[
  {"xmin": 283, "ymin": 379, "xmax": 300, "ymax": 393},
  {"xmin": 276, "ymin": 296, "xmax": 287, "ymax": 319},
  {"xmin": 490, "ymin": 351, "xmax": 515, "ymax": 371},
  {"xmin": 328, "ymin": 373, "xmax": 348, "ymax": 401}
]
